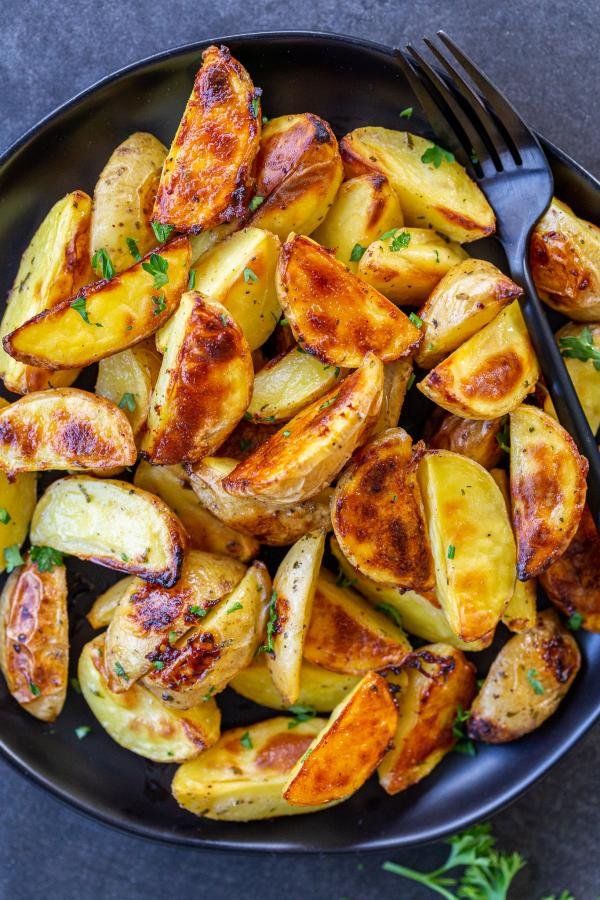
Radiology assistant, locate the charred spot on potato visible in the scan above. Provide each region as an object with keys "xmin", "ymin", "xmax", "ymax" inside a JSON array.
[{"xmin": 256, "ymin": 732, "xmax": 313, "ymax": 772}]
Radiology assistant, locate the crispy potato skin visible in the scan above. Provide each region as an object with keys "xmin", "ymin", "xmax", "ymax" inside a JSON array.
[
  {"xmin": 230, "ymin": 655, "xmax": 360, "ymax": 712},
  {"xmin": 153, "ymin": 45, "xmax": 261, "ymax": 232},
  {"xmin": 423, "ymin": 409, "xmax": 503, "ymax": 470},
  {"xmin": 540, "ymin": 507, "xmax": 600, "ymax": 630},
  {"xmin": 468, "ymin": 610, "xmax": 580, "ymax": 743},
  {"xmin": 378, "ymin": 644, "xmax": 476, "ymax": 794},
  {"xmin": 0, "ymin": 557, "xmax": 68, "ymax": 721},
  {"xmin": 332, "ymin": 429, "xmax": 435, "ymax": 591}
]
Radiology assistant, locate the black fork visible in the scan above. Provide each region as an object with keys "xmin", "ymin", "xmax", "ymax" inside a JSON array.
[{"xmin": 395, "ymin": 31, "xmax": 600, "ymax": 530}]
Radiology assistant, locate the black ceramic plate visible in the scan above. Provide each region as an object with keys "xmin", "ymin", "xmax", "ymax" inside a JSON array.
[{"xmin": 0, "ymin": 31, "xmax": 599, "ymax": 852}]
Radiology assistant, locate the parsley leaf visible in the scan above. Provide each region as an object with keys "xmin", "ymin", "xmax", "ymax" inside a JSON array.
[
  {"xmin": 527, "ymin": 668, "xmax": 545, "ymax": 695},
  {"xmin": 152, "ymin": 294, "xmax": 167, "ymax": 316},
  {"xmin": 447, "ymin": 544, "xmax": 456, "ymax": 560},
  {"xmin": 407, "ymin": 372, "xmax": 416, "ymax": 391},
  {"xmin": 496, "ymin": 417, "xmax": 510, "ymax": 453},
  {"xmin": 409, "ymin": 312, "xmax": 423, "ymax": 329},
  {"xmin": 452, "ymin": 704, "xmax": 475, "ymax": 756},
  {"xmin": 189, "ymin": 605, "xmax": 207, "ymax": 618},
  {"xmin": 258, "ymin": 590, "xmax": 278, "ymax": 655},
  {"xmin": 4, "ymin": 544, "xmax": 24, "ymax": 573},
  {"xmin": 126, "ymin": 237, "xmax": 141, "ymax": 261},
  {"xmin": 559, "ymin": 326, "xmax": 600, "ymax": 370},
  {"xmin": 114, "ymin": 661, "xmax": 129, "ymax": 681},
  {"xmin": 142, "ymin": 253, "xmax": 169, "ymax": 289},
  {"xmin": 29, "ymin": 682, "xmax": 41, "ymax": 697},
  {"xmin": 250, "ymin": 93, "xmax": 261, "ymax": 118},
  {"xmin": 399, "ymin": 107, "xmax": 413, "ymax": 119},
  {"xmin": 188, "ymin": 269, "xmax": 196, "ymax": 290},
  {"xmin": 567, "ymin": 611, "xmax": 583, "ymax": 631},
  {"xmin": 75, "ymin": 725, "xmax": 92, "ymax": 740},
  {"xmin": 287, "ymin": 704, "xmax": 317, "ymax": 729},
  {"xmin": 118, "ymin": 392, "xmax": 136, "ymax": 412},
  {"xmin": 379, "ymin": 228, "xmax": 398, "ymax": 241},
  {"xmin": 350, "ymin": 243, "xmax": 366, "ymax": 262},
  {"xmin": 243, "ymin": 267, "xmax": 259, "ymax": 283},
  {"xmin": 91, "ymin": 248, "xmax": 115, "ymax": 280},
  {"xmin": 30, "ymin": 546, "xmax": 63, "ymax": 573},
  {"xmin": 391, "ymin": 231, "xmax": 411, "ymax": 251},
  {"xmin": 240, "ymin": 731, "xmax": 253, "ymax": 749},
  {"xmin": 421, "ymin": 143, "xmax": 456, "ymax": 168},
  {"xmin": 0, "ymin": 508, "xmax": 11, "ymax": 524},
  {"xmin": 71, "ymin": 295, "xmax": 90, "ymax": 324},
  {"xmin": 375, "ymin": 602, "xmax": 403, "ymax": 629},
  {"xmin": 249, "ymin": 195, "xmax": 264, "ymax": 212},
  {"xmin": 227, "ymin": 601, "xmax": 244, "ymax": 614},
  {"xmin": 153, "ymin": 660, "xmax": 165, "ymax": 670},
  {"xmin": 151, "ymin": 222, "xmax": 174, "ymax": 244}
]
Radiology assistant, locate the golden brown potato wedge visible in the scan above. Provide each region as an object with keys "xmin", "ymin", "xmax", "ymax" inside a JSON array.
[
  {"xmin": 378, "ymin": 644, "xmax": 476, "ymax": 794},
  {"xmin": 530, "ymin": 197, "xmax": 600, "ymax": 321},
  {"xmin": 141, "ymin": 292, "xmax": 253, "ymax": 465},
  {"xmin": 95, "ymin": 342, "xmax": 161, "ymax": 439},
  {"xmin": 340, "ymin": 127, "xmax": 495, "ymax": 243},
  {"xmin": 468, "ymin": 609, "xmax": 580, "ymax": 743},
  {"xmin": 0, "ymin": 400, "xmax": 37, "ymax": 573},
  {"xmin": 87, "ymin": 576, "xmax": 137, "ymax": 629},
  {"xmin": 172, "ymin": 716, "xmax": 329, "ymax": 820},
  {"xmin": 0, "ymin": 554, "xmax": 68, "ymax": 721},
  {"xmin": 276, "ymin": 234, "xmax": 421, "ymax": 367},
  {"xmin": 230, "ymin": 655, "xmax": 359, "ymax": 712},
  {"xmin": 424, "ymin": 409, "xmax": 504, "ymax": 470},
  {"xmin": 4, "ymin": 236, "xmax": 190, "ymax": 369},
  {"xmin": 248, "ymin": 113, "xmax": 343, "ymax": 240},
  {"xmin": 283, "ymin": 671, "xmax": 397, "ymax": 805},
  {"xmin": 332, "ymin": 428, "xmax": 434, "ymax": 592},
  {"xmin": 31, "ymin": 476, "xmax": 188, "ymax": 586},
  {"xmin": 153, "ymin": 45, "xmax": 260, "ymax": 232},
  {"xmin": 540, "ymin": 507, "xmax": 600, "ymax": 631},
  {"xmin": 416, "ymin": 259, "xmax": 522, "ymax": 368},
  {"xmin": 371, "ymin": 359, "xmax": 413, "ymax": 435},
  {"xmin": 554, "ymin": 322, "xmax": 600, "ymax": 434},
  {"xmin": 246, "ymin": 347, "xmax": 344, "ymax": 423},
  {"xmin": 418, "ymin": 301, "xmax": 540, "ymax": 419},
  {"xmin": 0, "ymin": 191, "xmax": 91, "ymax": 394}
]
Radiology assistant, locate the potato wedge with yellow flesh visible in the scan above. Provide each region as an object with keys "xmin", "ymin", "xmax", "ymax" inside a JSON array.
[
  {"xmin": 190, "ymin": 223, "xmax": 238, "ymax": 266},
  {"xmin": 418, "ymin": 301, "xmax": 539, "ymax": 419},
  {"xmin": 189, "ymin": 457, "xmax": 332, "ymax": 546},
  {"xmin": 424, "ymin": 409, "xmax": 504, "ymax": 470},
  {"xmin": 417, "ymin": 451, "xmax": 516, "ymax": 643},
  {"xmin": 142, "ymin": 562, "xmax": 270, "ymax": 708},
  {"xmin": 530, "ymin": 197, "xmax": 600, "ymax": 321},
  {"xmin": 0, "ymin": 400, "xmax": 37, "ymax": 573},
  {"xmin": 332, "ymin": 429, "xmax": 435, "ymax": 592},
  {"xmin": 312, "ymin": 174, "xmax": 403, "ymax": 271},
  {"xmin": 31, "ymin": 476, "xmax": 188, "ymax": 587},
  {"xmin": 267, "ymin": 531, "xmax": 326, "ymax": 706},
  {"xmin": 0, "ymin": 555, "xmax": 68, "ymax": 722},
  {"xmin": 142, "ymin": 293, "xmax": 253, "ymax": 465},
  {"xmin": 276, "ymin": 234, "xmax": 421, "ymax": 367},
  {"xmin": 510, "ymin": 404, "xmax": 588, "ymax": 579},
  {"xmin": 222, "ymin": 353, "xmax": 383, "ymax": 504},
  {"xmin": 87, "ymin": 576, "xmax": 137, "ymax": 629},
  {"xmin": 5, "ymin": 236, "xmax": 191, "ymax": 370},
  {"xmin": 372, "ymin": 359, "xmax": 413, "ymax": 435},
  {"xmin": 283, "ymin": 671, "xmax": 397, "ymax": 805},
  {"xmin": 303, "ymin": 570, "xmax": 411, "ymax": 675},
  {"xmin": 230, "ymin": 655, "xmax": 359, "ymax": 712},
  {"xmin": 378, "ymin": 644, "xmax": 476, "ymax": 795},
  {"xmin": 555, "ymin": 322, "xmax": 600, "ymax": 434},
  {"xmin": 246, "ymin": 347, "xmax": 344, "ymax": 423},
  {"xmin": 468, "ymin": 609, "xmax": 580, "ymax": 743},
  {"xmin": 0, "ymin": 388, "xmax": 136, "ymax": 473},
  {"xmin": 134, "ymin": 461, "xmax": 258, "ymax": 561},
  {"xmin": 91, "ymin": 132, "xmax": 167, "ymax": 273},
  {"xmin": 0, "ymin": 191, "xmax": 91, "ymax": 394},
  {"xmin": 153, "ymin": 45, "xmax": 260, "ymax": 232},
  {"xmin": 95, "ymin": 342, "xmax": 161, "ymax": 439},
  {"xmin": 540, "ymin": 507, "xmax": 600, "ymax": 631},
  {"xmin": 340, "ymin": 127, "xmax": 495, "ymax": 243},
  {"xmin": 358, "ymin": 228, "xmax": 468, "ymax": 306},
  {"xmin": 416, "ymin": 259, "xmax": 523, "ymax": 368},
  {"xmin": 172, "ymin": 716, "xmax": 329, "ymax": 820},
  {"xmin": 248, "ymin": 113, "xmax": 343, "ymax": 240}
]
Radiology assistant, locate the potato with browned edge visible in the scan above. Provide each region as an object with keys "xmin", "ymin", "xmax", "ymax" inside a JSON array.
[
  {"xmin": 246, "ymin": 347, "xmax": 344, "ymax": 423},
  {"xmin": 540, "ymin": 507, "xmax": 600, "ymax": 631},
  {"xmin": 554, "ymin": 322, "xmax": 600, "ymax": 434},
  {"xmin": 424, "ymin": 409, "xmax": 504, "ymax": 470},
  {"xmin": 95, "ymin": 341, "xmax": 161, "ymax": 440},
  {"xmin": 230, "ymin": 655, "xmax": 359, "ymax": 712}
]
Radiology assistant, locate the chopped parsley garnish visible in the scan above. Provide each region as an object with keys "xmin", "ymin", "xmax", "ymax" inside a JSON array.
[
  {"xmin": 70, "ymin": 677, "xmax": 82, "ymax": 694},
  {"xmin": 114, "ymin": 661, "xmax": 129, "ymax": 681},
  {"xmin": 30, "ymin": 546, "xmax": 63, "ymax": 573},
  {"xmin": 249, "ymin": 195, "xmax": 264, "ymax": 212},
  {"xmin": 240, "ymin": 731, "xmax": 253, "ymax": 749},
  {"xmin": 75, "ymin": 725, "xmax": 92, "ymax": 740},
  {"xmin": 408, "ymin": 312, "xmax": 423, "ymax": 328},
  {"xmin": 399, "ymin": 107, "xmax": 413, "ymax": 119},
  {"xmin": 421, "ymin": 143, "xmax": 456, "ymax": 168},
  {"xmin": 151, "ymin": 222, "xmax": 174, "ymax": 244},
  {"xmin": 120, "ymin": 553, "xmax": 129, "ymax": 562},
  {"xmin": 29, "ymin": 682, "xmax": 41, "ymax": 697},
  {"xmin": 168, "ymin": 630, "xmax": 178, "ymax": 644},
  {"xmin": 452, "ymin": 704, "xmax": 475, "ymax": 756},
  {"xmin": 559, "ymin": 326, "xmax": 600, "ymax": 370},
  {"xmin": 126, "ymin": 237, "xmax": 142, "ymax": 261},
  {"xmin": 262, "ymin": 115, "xmax": 269, "ymax": 125},
  {"xmin": 350, "ymin": 243, "xmax": 366, "ymax": 262},
  {"xmin": 527, "ymin": 668, "xmax": 545, "ymax": 695},
  {"xmin": 375, "ymin": 602, "xmax": 403, "ymax": 629},
  {"xmin": 496, "ymin": 417, "xmax": 510, "ymax": 453},
  {"xmin": 406, "ymin": 372, "xmax": 416, "ymax": 391},
  {"xmin": 226, "ymin": 602, "xmax": 244, "ymax": 614},
  {"xmin": 567, "ymin": 611, "xmax": 583, "ymax": 631},
  {"xmin": 279, "ymin": 317, "xmax": 289, "ymax": 326},
  {"xmin": 258, "ymin": 590, "xmax": 278, "ymax": 655},
  {"xmin": 118, "ymin": 392, "xmax": 136, "ymax": 412},
  {"xmin": 152, "ymin": 294, "xmax": 167, "ymax": 316},
  {"xmin": 391, "ymin": 231, "xmax": 411, "ymax": 251},
  {"xmin": 189, "ymin": 605, "xmax": 207, "ymax": 618},
  {"xmin": 4, "ymin": 544, "xmax": 24, "ymax": 573},
  {"xmin": 243, "ymin": 266, "xmax": 259, "ymax": 283},
  {"xmin": 282, "ymin": 429, "xmax": 291, "ymax": 437},
  {"xmin": 153, "ymin": 660, "xmax": 165, "ymax": 671},
  {"xmin": 143, "ymin": 252, "xmax": 169, "ymax": 289},
  {"xmin": 239, "ymin": 437, "xmax": 253, "ymax": 451},
  {"xmin": 287, "ymin": 704, "xmax": 317, "ymax": 729},
  {"xmin": 0, "ymin": 508, "xmax": 11, "ymax": 524},
  {"xmin": 379, "ymin": 228, "xmax": 398, "ymax": 241},
  {"xmin": 91, "ymin": 248, "xmax": 115, "ymax": 280},
  {"xmin": 250, "ymin": 95, "xmax": 260, "ymax": 118},
  {"xmin": 188, "ymin": 269, "xmax": 196, "ymax": 290},
  {"xmin": 71, "ymin": 295, "xmax": 90, "ymax": 323},
  {"xmin": 319, "ymin": 395, "xmax": 338, "ymax": 410},
  {"xmin": 447, "ymin": 544, "xmax": 456, "ymax": 560}
]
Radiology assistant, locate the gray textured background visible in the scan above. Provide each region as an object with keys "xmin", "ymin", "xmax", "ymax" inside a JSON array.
[{"xmin": 1, "ymin": 2, "xmax": 599, "ymax": 898}]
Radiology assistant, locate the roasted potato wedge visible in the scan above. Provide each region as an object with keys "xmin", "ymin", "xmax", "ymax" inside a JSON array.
[
  {"xmin": 141, "ymin": 292, "xmax": 253, "ymax": 464},
  {"xmin": 0, "ymin": 191, "xmax": 91, "ymax": 394},
  {"xmin": 31, "ymin": 476, "xmax": 188, "ymax": 586},
  {"xmin": 424, "ymin": 409, "xmax": 504, "ymax": 470},
  {"xmin": 554, "ymin": 322, "xmax": 600, "ymax": 434},
  {"xmin": 172, "ymin": 716, "xmax": 329, "ymax": 820},
  {"xmin": 372, "ymin": 359, "xmax": 413, "ymax": 435},
  {"xmin": 378, "ymin": 644, "xmax": 476, "ymax": 794},
  {"xmin": 189, "ymin": 222, "xmax": 238, "ymax": 266},
  {"xmin": 0, "ymin": 388, "xmax": 136, "ymax": 473},
  {"xmin": 283, "ymin": 671, "xmax": 397, "ymax": 805},
  {"xmin": 246, "ymin": 347, "xmax": 344, "ymax": 423},
  {"xmin": 418, "ymin": 301, "xmax": 540, "ymax": 419},
  {"xmin": 332, "ymin": 428, "xmax": 435, "ymax": 591},
  {"xmin": 91, "ymin": 132, "xmax": 167, "ymax": 273},
  {"xmin": 0, "ymin": 399, "xmax": 37, "ymax": 572},
  {"xmin": 230, "ymin": 655, "xmax": 359, "ymax": 712},
  {"xmin": 510, "ymin": 404, "xmax": 588, "ymax": 579},
  {"xmin": 87, "ymin": 576, "xmax": 137, "ymax": 629},
  {"xmin": 530, "ymin": 197, "xmax": 600, "ymax": 321},
  {"xmin": 340, "ymin": 127, "xmax": 495, "ymax": 243},
  {"xmin": 95, "ymin": 342, "xmax": 161, "ymax": 439},
  {"xmin": 248, "ymin": 113, "xmax": 343, "ymax": 240},
  {"xmin": 303, "ymin": 570, "xmax": 411, "ymax": 674},
  {"xmin": 276, "ymin": 234, "xmax": 421, "ymax": 367},
  {"xmin": 540, "ymin": 507, "xmax": 600, "ymax": 631},
  {"xmin": 5, "ymin": 236, "xmax": 190, "ymax": 370},
  {"xmin": 416, "ymin": 259, "xmax": 522, "ymax": 368},
  {"xmin": 222, "ymin": 353, "xmax": 383, "ymax": 504},
  {"xmin": 153, "ymin": 45, "xmax": 260, "ymax": 232},
  {"xmin": 0, "ymin": 554, "xmax": 68, "ymax": 721},
  {"xmin": 418, "ymin": 450, "xmax": 516, "ymax": 643},
  {"xmin": 468, "ymin": 609, "xmax": 580, "ymax": 743}
]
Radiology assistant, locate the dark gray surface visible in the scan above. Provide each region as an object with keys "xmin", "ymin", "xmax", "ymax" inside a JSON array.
[{"xmin": 1, "ymin": 2, "xmax": 599, "ymax": 898}]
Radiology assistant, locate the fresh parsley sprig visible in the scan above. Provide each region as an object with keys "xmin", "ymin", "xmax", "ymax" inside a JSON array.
[
  {"xmin": 91, "ymin": 248, "xmax": 115, "ymax": 280},
  {"xmin": 421, "ymin": 143, "xmax": 456, "ymax": 168},
  {"xmin": 142, "ymin": 253, "xmax": 169, "ymax": 289},
  {"xmin": 559, "ymin": 326, "xmax": 600, "ymax": 371},
  {"xmin": 30, "ymin": 545, "xmax": 63, "ymax": 573}
]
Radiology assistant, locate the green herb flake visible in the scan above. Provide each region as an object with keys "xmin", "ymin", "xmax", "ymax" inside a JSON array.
[
  {"xmin": 243, "ymin": 267, "xmax": 259, "ymax": 283},
  {"xmin": 379, "ymin": 228, "xmax": 398, "ymax": 241},
  {"xmin": 118, "ymin": 392, "xmax": 136, "ymax": 412},
  {"xmin": 189, "ymin": 605, "xmax": 207, "ymax": 618},
  {"xmin": 152, "ymin": 293, "xmax": 167, "ymax": 316},
  {"xmin": 3, "ymin": 544, "xmax": 24, "ymax": 573},
  {"xmin": 0, "ymin": 508, "xmax": 11, "ymax": 525},
  {"xmin": 188, "ymin": 269, "xmax": 196, "ymax": 290},
  {"xmin": 126, "ymin": 237, "xmax": 142, "ymax": 262},
  {"xmin": 30, "ymin": 545, "xmax": 63, "ymax": 573},
  {"xmin": 390, "ymin": 231, "xmax": 411, "ymax": 251},
  {"xmin": 240, "ymin": 731, "xmax": 253, "ymax": 749},
  {"xmin": 567, "ymin": 611, "xmax": 583, "ymax": 631},
  {"xmin": 239, "ymin": 437, "xmax": 253, "ymax": 452},
  {"xmin": 29, "ymin": 682, "xmax": 41, "ymax": 697},
  {"xmin": 527, "ymin": 668, "xmax": 545, "ymax": 695},
  {"xmin": 249, "ymin": 195, "xmax": 264, "ymax": 212},
  {"xmin": 451, "ymin": 705, "xmax": 475, "ymax": 756},
  {"xmin": 447, "ymin": 544, "xmax": 456, "ymax": 560},
  {"xmin": 143, "ymin": 252, "xmax": 169, "ymax": 289},
  {"xmin": 91, "ymin": 247, "xmax": 115, "ymax": 280},
  {"xmin": 420, "ymin": 143, "xmax": 456, "ymax": 168},
  {"xmin": 153, "ymin": 660, "xmax": 165, "ymax": 671},
  {"xmin": 283, "ymin": 430, "xmax": 291, "ymax": 437},
  {"xmin": 279, "ymin": 317, "xmax": 289, "ymax": 326},
  {"xmin": 496, "ymin": 416, "xmax": 510, "ymax": 453},
  {"xmin": 559, "ymin": 326, "xmax": 600, "ymax": 370},
  {"xmin": 75, "ymin": 725, "xmax": 92, "ymax": 740},
  {"xmin": 257, "ymin": 590, "xmax": 278, "ymax": 655},
  {"xmin": 168, "ymin": 630, "xmax": 178, "ymax": 644},
  {"xmin": 375, "ymin": 602, "xmax": 403, "ymax": 629},
  {"xmin": 350, "ymin": 243, "xmax": 366, "ymax": 262},
  {"xmin": 408, "ymin": 312, "xmax": 423, "ymax": 329},
  {"xmin": 151, "ymin": 222, "xmax": 174, "ymax": 244},
  {"xmin": 287, "ymin": 704, "xmax": 317, "ymax": 729},
  {"xmin": 399, "ymin": 107, "xmax": 413, "ymax": 119},
  {"xmin": 71, "ymin": 295, "xmax": 90, "ymax": 324},
  {"xmin": 250, "ymin": 95, "xmax": 260, "ymax": 118},
  {"xmin": 227, "ymin": 601, "xmax": 244, "ymax": 614},
  {"xmin": 319, "ymin": 395, "xmax": 338, "ymax": 410},
  {"xmin": 114, "ymin": 661, "xmax": 129, "ymax": 681},
  {"xmin": 70, "ymin": 677, "xmax": 82, "ymax": 694},
  {"xmin": 406, "ymin": 372, "xmax": 416, "ymax": 391},
  {"xmin": 262, "ymin": 115, "xmax": 269, "ymax": 125}
]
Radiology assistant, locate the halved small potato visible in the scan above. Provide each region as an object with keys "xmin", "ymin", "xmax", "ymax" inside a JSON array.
[
  {"xmin": 87, "ymin": 576, "xmax": 137, "ymax": 629},
  {"xmin": 283, "ymin": 671, "xmax": 397, "ymax": 805},
  {"xmin": 417, "ymin": 450, "xmax": 516, "ymax": 643},
  {"xmin": 0, "ymin": 388, "xmax": 136, "ymax": 473},
  {"xmin": 222, "ymin": 353, "xmax": 384, "ymax": 504},
  {"xmin": 378, "ymin": 644, "xmax": 476, "ymax": 795},
  {"xmin": 416, "ymin": 259, "xmax": 522, "ymax": 367},
  {"xmin": 554, "ymin": 322, "xmax": 600, "ymax": 434},
  {"xmin": 303, "ymin": 570, "xmax": 411, "ymax": 674},
  {"xmin": 230, "ymin": 655, "xmax": 359, "ymax": 712},
  {"xmin": 172, "ymin": 716, "xmax": 329, "ymax": 820},
  {"xmin": 30, "ymin": 476, "xmax": 188, "ymax": 586},
  {"xmin": 153, "ymin": 45, "xmax": 260, "ymax": 232},
  {"xmin": 248, "ymin": 113, "xmax": 343, "ymax": 240},
  {"xmin": 4, "ymin": 236, "xmax": 191, "ymax": 370},
  {"xmin": 141, "ymin": 292, "xmax": 253, "ymax": 465},
  {"xmin": 510, "ymin": 404, "xmax": 588, "ymax": 579},
  {"xmin": 424, "ymin": 409, "xmax": 504, "ymax": 470},
  {"xmin": 372, "ymin": 359, "xmax": 413, "ymax": 435},
  {"xmin": 276, "ymin": 234, "xmax": 421, "ymax": 367},
  {"xmin": 468, "ymin": 609, "xmax": 580, "ymax": 743},
  {"xmin": 0, "ymin": 554, "xmax": 68, "ymax": 721},
  {"xmin": 267, "ymin": 531, "xmax": 325, "ymax": 706},
  {"xmin": 246, "ymin": 347, "xmax": 344, "ymax": 423},
  {"xmin": 540, "ymin": 507, "xmax": 600, "ymax": 631},
  {"xmin": 418, "ymin": 301, "xmax": 540, "ymax": 419},
  {"xmin": 95, "ymin": 342, "xmax": 161, "ymax": 439},
  {"xmin": 0, "ymin": 400, "xmax": 37, "ymax": 572},
  {"xmin": 332, "ymin": 428, "xmax": 434, "ymax": 592}
]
